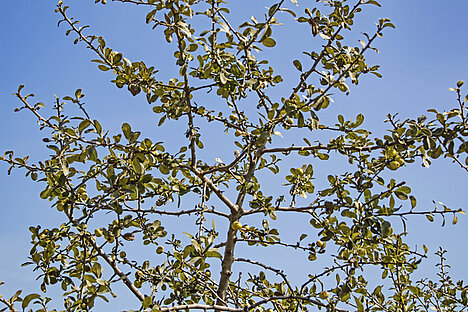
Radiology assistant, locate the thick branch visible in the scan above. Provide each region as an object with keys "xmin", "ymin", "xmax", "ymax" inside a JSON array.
[
  {"xmin": 215, "ymin": 148, "xmax": 263, "ymax": 306},
  {"xmin": 216, "ymin": 225, "xmax": 238, "ymax": 307}
]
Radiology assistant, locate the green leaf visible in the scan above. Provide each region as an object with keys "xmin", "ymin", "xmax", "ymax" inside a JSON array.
[
  {"xmin": 40, "ymin": 188, "xmax": 50, "ymax": 199},
  {"xmin": 98, "ymin": 65, "xmax": 110, "ymax": 71},
  {"xmin": 22, "ymin": 293, "xmax": 41, "ymax": 309},
  {"xmin": 423, "ymin": 245, "xmax": 428, "ymax": 253},
  {"xmin": 205, "ymin": 249, "xmax": 222, "ymax": 259},
  {"xmin": 94, "ymin": 119, "xmax": 102, "ymax": 134},
  {"xmin": 87, "ymin": 146, "xmax": 98, "ymax": 161},
  {"xmin": 75, "ymin": 89, "xmax": 83, "ymax": 99},
  {"xmin": 262, "ymin": 37, "xmax": 276, "ymax": 47},
  {"xmin": 187, "ymin": 44, "xmax": 198, "ymax": 52},
  {"xmin": 159, "ymin": 164, "xmax": 170, "ymax": 175},
  {"xmin": 355, "ymin": 113, "xmax": 364, "ymax": 127},
  {"xmin": 394, "ymin": 190, "xmax": 408, "ymax": 200},
  {"xmin": 122, "ymin": 123, "xmax": 132, "ymax": 140},
  {"xmin": 96, "ymin": 278, "xmax": 107, "ymax": 286},
  {"xmin": 31, "ymin": 172, "xmax": 38, "ymax": 181},
  {"xmin": 339, "ymin": 285, "xmax": 351, "ymax": 302},
  {"xmin": 396, "ymin": 186, "xmax": 411, "ymax": 194},
  {"xmin": 146, "ymin": 9, "xmax": 157, "ymax": 23},
  {"xmin": 132, "ymin": 158, "xmax": 143, "ymax": 174},
  {"xmin": 354, "ymin": 296, "xmax": 364, "ymax": 312},
  {"xmin": 293, "ymin": 60, "xmax": 302, "ymax": 71},
  {"xmin": 366, "ymin": 0, "xmax": 381, "ymax": 6},
  {"xmin": 381, "ymin": 221, "xmax": 392, "ymax": 237},
  {"xmin": 338, "ymin": 115, "xmax": 344, "ymax": 124},
  {"xmin": 142, "ymin": 296, "xmax": 153, "ymax": 309},
  {"xmin": 79, "ymin": 119, "xmax": 91, "ymax": 134},
  {"xmin": 268, "ymin": 4, "xmax": 279, "ymax": 17}
]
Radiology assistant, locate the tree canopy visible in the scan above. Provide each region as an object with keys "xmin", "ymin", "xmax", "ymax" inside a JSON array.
[{"xmin": 1, "ymin": 0, "xmax": 468, "ymax": 311}]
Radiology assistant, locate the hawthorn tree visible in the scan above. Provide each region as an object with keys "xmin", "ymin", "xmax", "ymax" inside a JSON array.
[{"xmin": 1, "ymin": 0, "xmax": 468, "ymax": 311}]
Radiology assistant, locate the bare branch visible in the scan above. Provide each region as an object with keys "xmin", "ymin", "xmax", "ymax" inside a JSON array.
[
  {"xmin": 159, "ymin": 304, "xmax": 243, "ymax": 312},
  {"xmin": 437, "ymin": 137, "xmax": 468, "ymax": 173},
  {"xmin": 202, "ymin": 145, "xmax": 251, "ymax": 175},
  {"xmin": 235, "ymin": 257, "xmax": 294, "ymax": 293},
  {"xmin": 261, "ymin": 144, "xmax": 378, "ymax": 155},
  {"xmin": 115, "ymin": 205, "xmax": 230, "ymax": 218},
  {"xmin": 247, "ymin": 295, "xmax": 349, "ymax": 312},
  {"xmin": 234, "ymin": 239, "xmax": 311, "ymax": 252},
  {"xmin": 111, "ymin": 0, "xmax": 158, "ymax": 5}
]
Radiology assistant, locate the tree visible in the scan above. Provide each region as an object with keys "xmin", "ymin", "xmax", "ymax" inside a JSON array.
[{"xmin": 1, "ymin": 0, "xmax": 468, "ymax": 311}]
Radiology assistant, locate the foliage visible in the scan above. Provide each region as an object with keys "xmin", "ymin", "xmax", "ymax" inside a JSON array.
[{"xmin": 1, "ymin": 0, "xmax": 468, "ymax": 311}]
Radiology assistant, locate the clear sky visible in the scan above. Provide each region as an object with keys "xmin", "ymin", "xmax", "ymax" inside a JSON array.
[{"xmin": 1, "ymin": 0, "xmax": 468, "ymax": 309}]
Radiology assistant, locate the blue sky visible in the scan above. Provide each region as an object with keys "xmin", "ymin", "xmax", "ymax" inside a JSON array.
[{"xmin": 1, "ymin": 0, "xmax": 468, "ymax": 309}]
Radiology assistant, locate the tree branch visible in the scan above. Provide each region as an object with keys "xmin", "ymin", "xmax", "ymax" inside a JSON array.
[
  {"xmin": 191, "ymin": 167, "xmax": 238, "ymax": 215},
  {"xmin": 202, "ymin": 145, "xmax": 250, "ymax": 175},
  {"xmin": 247, "ymin": 295, "xmax": 349, "ymax": 312},
  {"xmin": 215, "ymin": 147, "xmax": 263, "ymax": 306},
  {"xmin": 0, "ymin": 298, "xmax": 18, "ymax": 312},
  {"xmin": 111, "ymin": 0, "xmax": 158, "ymax": 5},
  {"xmin": 63, "ymin": 206, "xmax": 145, "ymax": 303},
  {"xmin": 87, "ymin": 238, "xmax": 145, "ymax": 302},
  {"xmin": 261, "ymin": 144, "xmax": 378, "ymax": 155},
  {"xmin": 235, "ymin": 257, "xmax": 294, "ymax": 293},
  {"xmin": 288, "ymin": 0, "xmax": 364, "ymax": 100},
  {"xmin": 115, "ymin": 205, "xmax": 230, "ymax": 219},
  {"xmin": 159, "ymin": 304, "xmax": 243, "ymax": 312}
]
